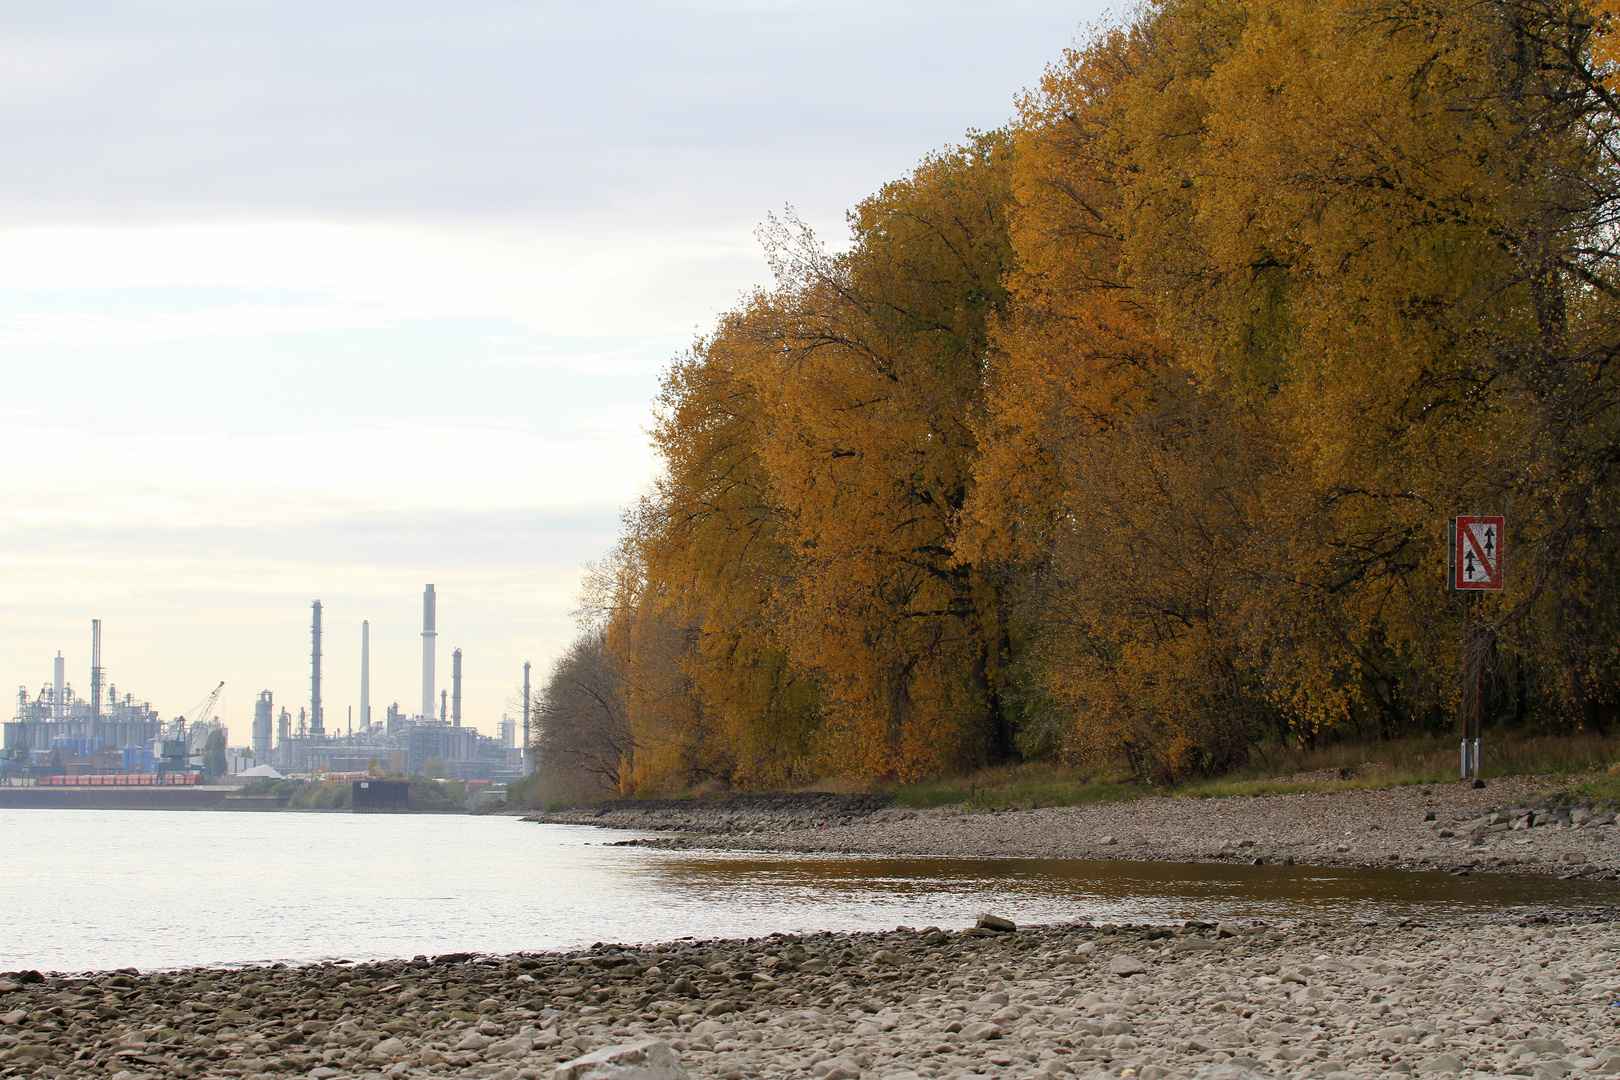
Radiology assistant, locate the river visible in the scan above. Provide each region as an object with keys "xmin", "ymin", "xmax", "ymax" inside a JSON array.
[{"xmin": 4, "ymin": 808, "xmax": 1614, "ymax": 973}]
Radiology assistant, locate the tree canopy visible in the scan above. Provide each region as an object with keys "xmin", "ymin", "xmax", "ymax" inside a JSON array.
[{"xmin": 540, "ymin": 0, "xmax": 1620, "ymax": 795}]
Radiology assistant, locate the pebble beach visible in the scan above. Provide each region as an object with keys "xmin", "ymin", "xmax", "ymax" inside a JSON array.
[
  {"xmin": 3, "ymin": 912, "xmax": 1617, "ymax": 1080},
  {"xmin": 6, "ymin": 779, "xmax": 1619, "ymax": 1080}
]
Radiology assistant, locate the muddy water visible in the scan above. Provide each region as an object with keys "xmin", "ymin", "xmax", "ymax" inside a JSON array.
[{"xmin": 2, "ymin": 809, "xmax": 1610, "ymax": 973}]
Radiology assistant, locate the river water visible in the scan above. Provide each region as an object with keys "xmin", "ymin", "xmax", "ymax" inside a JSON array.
[{"xmin": 4, "ymin": 809, "xmax": 1615, "ymax": 974}]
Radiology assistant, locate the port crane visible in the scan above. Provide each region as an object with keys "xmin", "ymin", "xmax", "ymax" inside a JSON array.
[{"xmin": 168, "ymin": 681, "xmax": 224, "ymax": 741}]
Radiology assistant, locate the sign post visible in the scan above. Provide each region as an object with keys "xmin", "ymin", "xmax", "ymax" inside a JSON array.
[{"xmin": 1449, "ymin": 515, "xmax": 1504, "ymax": 780}]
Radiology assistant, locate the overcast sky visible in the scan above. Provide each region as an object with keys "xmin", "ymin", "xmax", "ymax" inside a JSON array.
[{"xmin": 0, "ymin": 1, "xmax": 1105, "ymax": 739}]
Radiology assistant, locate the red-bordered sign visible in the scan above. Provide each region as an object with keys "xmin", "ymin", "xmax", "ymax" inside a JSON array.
[{"xmin": 1452, "ymin": 515, "xmax": 1505, "ymax": 590}]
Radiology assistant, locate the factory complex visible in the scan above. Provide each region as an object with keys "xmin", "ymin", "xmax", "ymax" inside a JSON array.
[{"xmin": 2, "ymin": 585, "xmax": 530, "ymax": 786}]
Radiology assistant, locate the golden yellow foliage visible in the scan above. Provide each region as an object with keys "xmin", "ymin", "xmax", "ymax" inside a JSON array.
[{"xmin": 564, "ymin": 0, "xmax": 1620, "ymax": 794}]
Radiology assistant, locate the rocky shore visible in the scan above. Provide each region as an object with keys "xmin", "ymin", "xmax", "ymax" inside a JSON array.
[
  {"xmin": 4, "ymin": 911, "xmax": 1617, "ymax": 1080},
  {"xmin": 525, "ymin": 779, "xmax": 1620, "ymax": 877}
]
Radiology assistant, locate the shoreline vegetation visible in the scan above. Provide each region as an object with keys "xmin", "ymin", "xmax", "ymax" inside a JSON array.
[
  {"xmin": 524, "ymin": 0, "xmax": 1620, "ymax": 812},
  {"xmin": 507, "ymin": 732, "xmax": 1620, "ymax": 878}
]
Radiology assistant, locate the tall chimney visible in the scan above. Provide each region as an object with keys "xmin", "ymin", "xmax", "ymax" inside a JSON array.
[
  {"xmin": 53, "ymin": 652, "xmax": 64, "ymax": 721},
  {"xmin": 89, "ymin": 619, "xmax": 104, "ymax": 730},
  {"xmin": 360, "ymin": 620, "xmax": 371, "ymax": 728},
  {"xmin": 421, "ymin": 584, "xmax": 436, "ymax": 721},
  {"xmin": 451, "ymin": 647, "xmax": 463, "ymax": 728},
  {"xmin": 521, "ymin": 660, "xmax": 534, "ymax": 777},
  {"xmin": 310, "ymin": 600, "xmax": 325, "ymax": 736},
  {"xmin": 524, "ymin": 660, "xmax": 537, "ymax": 777}
]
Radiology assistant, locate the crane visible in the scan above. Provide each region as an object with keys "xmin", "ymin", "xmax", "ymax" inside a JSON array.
[{"xmin": 172, "ymin": 681, "xmax": 224, "ymax": 740}]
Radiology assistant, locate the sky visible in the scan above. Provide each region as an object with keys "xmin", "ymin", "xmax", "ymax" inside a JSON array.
[{"xmin": 0, "ymin": 1, "xmax": 1108, "ymax": 740}]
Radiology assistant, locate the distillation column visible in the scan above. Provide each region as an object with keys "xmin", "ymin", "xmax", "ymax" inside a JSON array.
[
  {"xmin": 421, "ymin": 584, "xmax": 436, "ymax": 721},
  {"xmin": 89, "ymin": 619, "xmax": 104, "ymax": 736},
  {"xmin": 310, "ymin": 601, "xmax": 325, "ymax": 737},
  {"xmin": 53, "ymin": 653, "xmax": 64, "ymax": 720},
  {"xmin": 253, "ymin": 691, "xmax": 273, "ymax": 760}
]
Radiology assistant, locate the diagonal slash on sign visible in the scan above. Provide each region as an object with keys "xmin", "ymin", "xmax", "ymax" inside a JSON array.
[{"xmin": 1461, "ymin": 521, "xmax": 1499, "ymax": 582}]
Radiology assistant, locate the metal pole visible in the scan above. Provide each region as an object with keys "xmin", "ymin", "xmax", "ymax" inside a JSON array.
[
  {"xmin": 1472, "ymin": 602, "xmax": 1484, "ymax": 779},
  {"xmin": 1460, "ymin": 594, "xmax": 1470, "ymax": 779}
]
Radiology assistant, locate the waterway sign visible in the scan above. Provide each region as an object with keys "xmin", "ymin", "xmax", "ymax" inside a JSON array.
[{"xmin": 1450, "ymin": 514, "xmax": 1505, "ymax": 590}]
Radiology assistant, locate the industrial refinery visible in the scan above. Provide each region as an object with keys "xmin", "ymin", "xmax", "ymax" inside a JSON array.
[{"xmin": 2, "ymin": 585, "xmax": 527, "ymax": 785}]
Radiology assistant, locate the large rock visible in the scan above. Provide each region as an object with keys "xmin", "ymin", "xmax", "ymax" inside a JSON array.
[
  {"xmin": 1193, "ymin": 1066, "xmax": 1267, "ymax": 1080},
  {"xmin": 1416, "ymin": 1054, "xmax": 1463, "ymax": 1075},
  {"xmin": 1108, "ymin": 955, "xmax": 1147, "ymax": 976},
  {"xmin": 555, "ymin": 1040, "xmax": 686, "ymax": 1080},
  {"xmin": 976, "ymin": 913, "xmax": 1016, "ymax": 932}
]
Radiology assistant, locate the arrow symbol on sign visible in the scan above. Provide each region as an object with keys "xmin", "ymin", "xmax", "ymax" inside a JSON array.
[{"xmin": 1484, "ymin": 526, "xmax": 1495, "ymax": 558}]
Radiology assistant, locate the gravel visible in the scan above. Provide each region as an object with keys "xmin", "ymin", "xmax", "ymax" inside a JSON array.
[
  {"xmin": 528, "ymin": 778, "xmax": 1620, "ymax": 878},
  {"xmin": 5, "ymin": 912, "xmax": 1617, "ymax": 1080}
]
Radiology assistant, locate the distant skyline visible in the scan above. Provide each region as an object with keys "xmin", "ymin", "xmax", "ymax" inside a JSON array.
[{"xmin": 0, "ymin": 1, "xmax": 1107, "ymax": 734}]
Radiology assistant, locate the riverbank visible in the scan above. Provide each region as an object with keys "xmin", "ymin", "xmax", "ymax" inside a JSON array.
[
  {"xmin": 5, "ymin": 909, "xmax": 1615, "ymax": 1080},
  {"xmin": 522, "ymin": 778, "xmax": 1620, "ymax": 877}
]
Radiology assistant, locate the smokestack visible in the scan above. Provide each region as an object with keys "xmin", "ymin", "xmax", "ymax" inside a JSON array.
[
  {"xmin": 440, "ymin": 688, "xmax": 447, "ymax": 723},
  {"xmin": 360, "ymin": 620, "xmax": 371, "ymax": 728},
  {"xmin": 310, "ymin": 600, "xmax": 325, "ymax": 736},
  {"xmin": 90, "ymin": 619, "xmax": 104, "ymax": 729},
  {"xmin": 53, "ymin": 652, "xmax": 64, "ymax": 721},
  {"xmin": 452, "ymin": 647, "xmax": 462, "ymax": 727},
  {"xmin": 522, "ymin": 660, "xmax": 533, "ymax": 776},
  {"xmin": 421, "ymin": 584, "xmax": 436, "ymax": 721},
  {"xmin": 253, "ymin": 691, "xmax": 273, "ymax": 760}
]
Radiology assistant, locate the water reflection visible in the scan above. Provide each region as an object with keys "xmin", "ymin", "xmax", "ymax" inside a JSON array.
[
  {"xmin": 1, "ymin": 809, "xmax": 1611, "ymax": 973},
  {"xmin": 638, "ymin": 853, "xmax": 1616, "ymax": 929}
]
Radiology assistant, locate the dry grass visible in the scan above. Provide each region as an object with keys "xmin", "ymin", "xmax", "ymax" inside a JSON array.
[
  {"xmin": 893, "ymin": 762, "xmax": 1150, "ymax": 810},
  {"xmin": 891, "ymin": 732, "xmax": 1620, "ymax": 808}
]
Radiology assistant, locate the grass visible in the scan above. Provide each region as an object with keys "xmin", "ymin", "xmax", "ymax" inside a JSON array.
[
  {"xmin": 894, "ymin": 763, "xmax": 1152, "ymax": 811},
  {"xmin": 889, "ymin": 731, "xmax": 1620, "ymax": 809}
]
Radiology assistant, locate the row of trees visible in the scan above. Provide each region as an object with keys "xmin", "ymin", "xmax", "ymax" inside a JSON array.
[{"xmin": 534, "ymin": 0, "xmax": 1620, "ymax": 797}]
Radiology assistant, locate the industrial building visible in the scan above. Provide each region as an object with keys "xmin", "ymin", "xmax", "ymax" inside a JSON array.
[
  {"xmin": 3, "ymin": 620, "xmax": 224, "ymax": 779},
  {"xmin": 6, "ymin": 585, "xmax": 521, "ymax": 785},
  {"xmin": 261, "ymin": 586, "xmax": 518, "ymax": 781}
]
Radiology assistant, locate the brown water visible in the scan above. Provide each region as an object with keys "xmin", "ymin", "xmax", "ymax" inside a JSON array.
[{"xmin": 3, "ymin": 810, "xmax": 1612, "ymax": 973}]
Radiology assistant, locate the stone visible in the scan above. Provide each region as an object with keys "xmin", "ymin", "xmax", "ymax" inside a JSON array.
[
  {"xmin": 1099, "ymin": 836, "xmax": 1118, "ymax": 845},
  {"xmin": 374, "ymin": 1036, "xmax": 407, "ymax": 1058},
  {"xmin": 554, "ymin": 1040, "xmax": 687, "ymax": 1080},
  {"xmin": 1563, "ymin": 851, "xmax": 1587, "ymax": 863},
  {"xmin": 1416, "ymin": 1054, "xmax": 1463, "ymax": 1075},
  {"xmin": 960, "ymin": 1022, "xmax": 1002, "ymax": 1041},
  {"xmin": 702, "ymin": 999, "xmax": 738, "ymax": 1016},
  {"xmin": 976, "ymin": 913, "xmax": 1015, "ymax": 932},
  {"xmin": 1512, "ymin": 1039, "xmax": 1570, "ymax": 1056},
  {"xmin": 871, "ymin": 949, "xmax": 904, "ymax": 966},
  {"xmin": 812, "ymin": 1058, "xmax": 861, "ymax": 1080},
  {"xmin": 1108, "ymin": 955, "xmax": 1147, "ymax": 976},
  {"xmin": 1192, "ymin": 1065, "xmax": 1267, "ymax": 1079}
]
